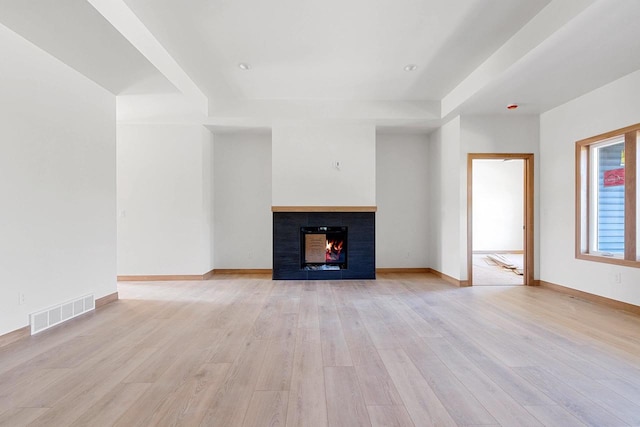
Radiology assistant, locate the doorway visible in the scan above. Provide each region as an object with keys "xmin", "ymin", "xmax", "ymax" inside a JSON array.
[{"xmin": 467, "ymin": 154, "xmax": 534, "ymax": 286}]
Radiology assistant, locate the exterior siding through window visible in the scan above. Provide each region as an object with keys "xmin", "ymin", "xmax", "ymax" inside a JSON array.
[{"xmin": 598, "ymin": 143, "xmax": 625, "ymax": 253}]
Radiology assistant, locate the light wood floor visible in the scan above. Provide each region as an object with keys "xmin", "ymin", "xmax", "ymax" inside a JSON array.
[{"xmin": 1, "ymin": 273, "xmax": 640, "ymax": 426}]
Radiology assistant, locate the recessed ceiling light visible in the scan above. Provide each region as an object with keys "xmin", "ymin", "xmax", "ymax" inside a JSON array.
[
  {"xmin": 506, "ymin": 103, "xmax": 519, "ymax": 110},
  {"xmin": 404, "ymin": 64, "xmax": 417, "ymax": 72},
  {"xmin": 238, "ymin": 63, "xmax": 251, "ymax": 70}
]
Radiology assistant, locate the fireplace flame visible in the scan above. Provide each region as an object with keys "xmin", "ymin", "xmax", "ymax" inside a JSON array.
[{"xmin": 326, "ymin": 239, "xmax": 344, "ymax": 262}]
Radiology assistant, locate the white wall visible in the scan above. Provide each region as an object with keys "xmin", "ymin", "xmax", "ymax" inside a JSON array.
[
  {"xmin": 272, "ymin": 123, "xmax": 376, "ymax": 206},
  {"xmin": 540, "ymin": 69, "xmax": 640, "ymax": 306},
  {"xmin": 428, "ymin": 116, "xmax": 462, "ymax": 279},
  {"xmin": 472, "ymin": 159, "xmax": 524, "ymax": 251},
  {"xmin": 0, "ymin": 24, "xmax": 116, "ymax": 336},
  {"xmin": 117, "ymin": 124, "xmax": 214, "ymax": 276},
  {"xmin": 213, "ymin": 133, "xmax": 272, "ymax": 269},
  {"xmin": 376, "ymin": 133, "xmax": 430, "ymax": 268}
]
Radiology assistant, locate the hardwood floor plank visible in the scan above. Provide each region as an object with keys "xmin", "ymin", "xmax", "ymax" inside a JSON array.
[
  {"xmin": 316, "ymin": 282, "xmax": 335, "ymax": 308},
  {"xmin": 350, "ymin": 347, "xmax": 403, "ymax": 406},
  {"xmin": 112, "ymin": 383, "xmax": 179, "ymax": 426},
  {"xmin": 354, "ymin": 302, "xmax": 404, "ymax": 350},
  {"xmin": 384, "ymin": 298, "xmax": 442, "ymax": 338},
  {"xmin": 455, "ymin": 292, "xmax": 637, "ymax": 383},
  {"xmin": 298, "ymin": 285, "xmax": 320, "ymax": 330},
  {"xmin": 513, "ymin": 366, "xmax": 627, "ymax": 427},
  {"xmin": 524, "ymin": 405, "xmax": 588, "ymax": 427},
  {"xmin": 31, "ymin": 335, "xmax": 108, "ymax": 369},
  {"xmin": 493, "ymin": 288, "xmax": 640, "ymax": 369},
  {"xmin": 324, "ymin": 366, "xmax": 370, "ymax": 427},
  {"xmin": 122, "ymin": 344, "xmax": 182, "ymax": 383},
  {"xmin": 522, "ymin": 289, "xmax": 640, "ymax": 357},
  {"xmin": 336, "ymin": 305, "xmax": 375, "ymax": 351},
  {"xmin": 431, "ymin": 296, "xmax": 538, "ymax": 368},
  {"xmin": 271, "ymin": 313, "xmax": 299, "ymax": 341},
  {"xmin": 198, "ymin": 339, "xmax": 269, "ymax": 427},
  {"xmin": 598, "ymin": 377, "xmax": 640, "ymax": 404},
  {"xmin": 0, "ymin": 408, "xmax": 49, "ymax": 427},
  {"xmin": 319, "ymin": 305, "xmax": 353, "ymax": 367},
  {"xmin": 274, "ymin": 282, "xmax": 302, "ymax": 314},
  {"xmin": 255, "ymin": 336, "xmax": 296, "ymax": 391},
  {"xmin": 113, "ymin": 343, "xmax": 229, "ymax": 426},
  {"xmin": 420, "ymin": 318, "xmax": 554, "ymax": 406},
  {"xmin": 378, "ymin": 348, "xmax": 457, "ymax": 427},
  {"xmin": 0, "ymin": 335, "xmax": 103, "ymax": 387},
  {"xmin": 0, "ymin": 368, "xmax": 70, "ymax": 414},
  {"xmin": 243, "ymin": 391, "xmax": 288, "ymax": 427},
  {"xmin": 534, "ymin": 359, "xmax": 640, "ymax": 425},
  {"xmin": 143, "ymin": 362, "xmax": 230, "ymax": 426},
  {"xmin": 422, "ymin": 336, "xmax": 545, "ymax": 426},
  {"xmin": 19, "ymin": 343, "xmax": 150, "ymax": 409},
  {"xmin": 252, "ymin": 297, "xmax": 285, "ymax": 340},
  {"xmin": 207, "ymin": 323, "xmax": 256, "ymax": 364},
  {"xmin": 366, "ymin": 405, "xmax": 414, "ymax": 427},
  {"xmin": 208, "ymin": 283, "xmax": 270, "ymax": 363},
  {"xmin": 566, "ymin": 343, "xmax": 640, "ymax": 385},
  {"xmin": 286, "ymin": 328, "xmax": 328, "ymax": 427},
  {"xmin": 28, "ymin": 346, "xmax": 156, "ymax": 426},
  {"xmin": 401, "ymin": 336, "xmax": 497, "ymax": 426},
  {"xmin": 69, "ymin": 382, "xmax": 151, "ymax": 427}
]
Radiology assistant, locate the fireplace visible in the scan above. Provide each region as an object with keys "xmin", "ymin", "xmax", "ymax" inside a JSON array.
[
  {"xmin": 272, "ymin": 210, "xmax": 375, "ymax": 280},
  {"xmin": 301, "ymin": 226, "xmax": 347, "ymax": 270}
]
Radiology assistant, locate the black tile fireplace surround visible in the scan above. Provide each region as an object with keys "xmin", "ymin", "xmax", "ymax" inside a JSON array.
[{"xmin": 273, "ymin": 211, "xmax": 375, "ymax": 280}]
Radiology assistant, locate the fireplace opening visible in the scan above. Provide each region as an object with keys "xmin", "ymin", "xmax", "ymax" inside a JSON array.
[{"xmin": 301, "ymin": 226, "xmax": 347, "ymax": 270}]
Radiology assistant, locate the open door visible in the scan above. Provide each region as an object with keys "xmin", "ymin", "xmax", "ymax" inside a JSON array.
[{"xmin": 467, "ymin": 154, "xmax": 534, "ymax": 286}]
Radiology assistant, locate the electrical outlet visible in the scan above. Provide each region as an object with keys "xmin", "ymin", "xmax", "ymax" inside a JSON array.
[
  {"xmin": 613, "ymin": 272, "xmax": 622, "ymax": 284},
  {"xmin": 18, "ymin": 293, "xmax": 25, "ymax": 305}
]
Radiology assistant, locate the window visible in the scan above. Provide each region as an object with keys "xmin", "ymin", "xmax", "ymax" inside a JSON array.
[{"xmin": 576, "ymin": 123, "xmax": 640, "ymax": 266}]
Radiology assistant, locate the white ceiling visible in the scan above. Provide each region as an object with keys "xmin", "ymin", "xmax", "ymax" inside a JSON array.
[
  {"xmin": 122, "ymin": 0, "xmax": 549, "ymax": 101},
  {"xmin": 460, "ymin": 0, "xmax": 640, "ymax": 115},
  {"xmin": 0, "ymin": 0, "xmax": 175, "ymax": 95},
  {"xmin": 2, "ymin": 0, "xmax": 640, "ymax": 131}
]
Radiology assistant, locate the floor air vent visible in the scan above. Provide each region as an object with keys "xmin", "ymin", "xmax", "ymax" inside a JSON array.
[{"xmin": 30, "ymin": 294, "xmax": 95, "ymax": 335}]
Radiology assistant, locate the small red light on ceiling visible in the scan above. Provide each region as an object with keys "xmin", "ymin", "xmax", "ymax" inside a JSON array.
[{"xmin": 506, "ymin": 103, "xmax": 518, "ymax": 110}]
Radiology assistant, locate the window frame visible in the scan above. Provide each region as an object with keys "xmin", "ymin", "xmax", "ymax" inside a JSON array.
[{"xmin": 576, "ymin": 123, "xmax": 639, "ymax": 267}]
